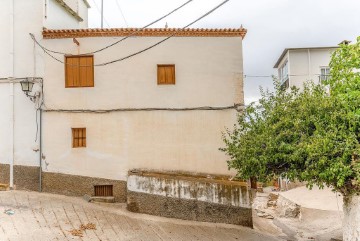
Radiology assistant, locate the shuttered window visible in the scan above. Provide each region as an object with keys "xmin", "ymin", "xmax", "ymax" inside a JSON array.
[
  {"xmin": 65, "ymin": 55, "xmax": 94, "ymax": 87},
  {"xmin": 157, "ymin": 65, "xmax": 175, "ymax": 85},
  {"xmin": 72, "ymin": 128, "xmax": 86, "ymax": 148}
]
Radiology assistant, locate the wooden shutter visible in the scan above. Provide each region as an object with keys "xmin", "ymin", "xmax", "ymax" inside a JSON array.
[
  {"xmin": 157, "ymin": 65, "xmax": 175, "ymax": 85},
  {"xmin": 65, "ymin": 55, "xmax": 94, "ymax": 87},
  {"xmin": 72, "ymin": 128, "xmax": 86, "ymax": 148},
  {"xmin": 65, "ymin": 57, "xmax": 80, "ymax": 87},
  {"xmin": 79, "ymin": 56, "xmax": 94, "ymax": 87}
]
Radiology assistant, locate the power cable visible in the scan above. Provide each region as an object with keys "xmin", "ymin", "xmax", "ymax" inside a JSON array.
[
  {"xmin": 39, "ymin": 0, "xmax": 194, "ymax": 55},
  {"xmin": 91, "ymin": 0, "xmax": 111, "ymax": 27},
  {"xmin": 114, "ymin": 0, "xmax": 128, "ymax": 27},
  {"xmin": 31, "ymin": 0, "xmax": 230, "ymax": 67},
  {"xmin": 96, "ymin": 0, "xmax": 229, "ymax": 66},
  {"xmin": 43, "ymin": 103, "xmax": 243, "ymax": 113}
]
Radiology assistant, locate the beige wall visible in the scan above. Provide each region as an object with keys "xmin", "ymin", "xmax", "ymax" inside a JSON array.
[
  {"xmin": 43, "ymin": 110, "xmax": 237, "ymax": 180},
  {"xmin": 43, "ymin": 36, "xmax": 244, "ymax": 180}
]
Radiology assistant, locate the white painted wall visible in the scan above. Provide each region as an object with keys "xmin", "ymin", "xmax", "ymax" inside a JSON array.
[
  {"xmin": 0, "ymin": 0, "xmax": 89, "ymax": 178},
  {"xmin": 288, "ymin": 48, "xmax": 337, "ymax": 89},
  {"xmin": 0, "ymin": 0, "xmax": 44, "ymax": 171},
  {"xmin": 45, "ymin": 0, "xmax": 88, "ymax": 29},
  {"xmin": 42, "ymin": 36, "xmax": 244, "ymax": 181}
]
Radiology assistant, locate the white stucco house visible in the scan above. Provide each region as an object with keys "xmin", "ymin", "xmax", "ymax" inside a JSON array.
[
  {"xmin": 274, "ymin": 46, "xmax": 338, "ymax": 90},
  {"xmin": 40, "ymin": 27, "xmax": 247, "ymax": 201},
  {"xmin": 0, "ymin": 0, "xmax": 89, "ymax": 191},
  {"xmin": 0, "ymin": 0, "xmax": 248, "ymax": 204}
]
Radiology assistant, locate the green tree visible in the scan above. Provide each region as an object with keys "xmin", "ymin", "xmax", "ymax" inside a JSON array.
[{"xmin": 221, "ymin": 37, "xmax": 360, "ymax": 241}]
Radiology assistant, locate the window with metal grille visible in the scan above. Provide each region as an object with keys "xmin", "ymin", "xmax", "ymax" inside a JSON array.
[
  {"xmin": 94, "ymin": 185, "xmax": 113, "ymax": 197},
  {"xmin": 320, "ymin": 67, "xmax": 330, "ymax": 82},
  {"xmin": 157, "ymin": 64, "xmax": 175, "ymax": 85},
  {"xmin": 65, "ymin": 55, "xmax": 94, "ymax": 88},
  {"xmin": 72, "ymin": 128, "xmax": 86, "ymax": 148}
]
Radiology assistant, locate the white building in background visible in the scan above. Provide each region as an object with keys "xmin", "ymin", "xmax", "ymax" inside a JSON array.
[
  {"xmin": 274, "ymin": 46, "xmax": 338, "ymax": 90},
  {"xmin": 0, "ymin": 0, "xmax": 89, "ymax": 190}
]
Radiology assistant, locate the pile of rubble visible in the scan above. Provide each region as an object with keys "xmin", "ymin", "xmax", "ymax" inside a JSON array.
[{"xmin": 253, "ymin": 192, "xmax": 300, "ymax": 220}]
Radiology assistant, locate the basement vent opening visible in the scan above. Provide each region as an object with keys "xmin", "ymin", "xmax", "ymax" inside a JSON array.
[{"xmin": 94, "ymin": 185, "xmax": 113, "ymax": 197}]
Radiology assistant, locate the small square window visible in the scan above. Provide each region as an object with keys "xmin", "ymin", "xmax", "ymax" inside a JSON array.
[
  {"xmin": 72, "ymin": 128, "xmax": 86, "ymax": 148},
  {"xmin": 157, "ymin": 65, "xmax": 175, "ymax": 85}
]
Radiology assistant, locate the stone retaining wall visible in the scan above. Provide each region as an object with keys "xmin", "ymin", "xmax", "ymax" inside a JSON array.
[
  {"xmin": 42, "ymin": 172, "xmax": 127, "ymax": 202},
  {"xmin": 0, "ymin": 164, "xmax": 39, "ymax": 191}
]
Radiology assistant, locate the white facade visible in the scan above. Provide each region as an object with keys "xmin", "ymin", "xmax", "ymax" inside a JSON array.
[
  {"xmin": 274, "ymin": 47, "xmax": 338, "ymax": 89},
  {"xmin": 42, "ymin": 31, "xmax": 245, "ymax": 181},
  {"xmin": 0, "ymin": 0, "xmax": 89, "ymax": 188}
]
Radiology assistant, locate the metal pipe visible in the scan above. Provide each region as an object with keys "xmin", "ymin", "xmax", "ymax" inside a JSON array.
[
  {"xmin": 39, "ymin": 107, "xmax": 42, "ymax": 192},
  {"xmin": 9, "ymin": 0, "xmax": 15, "ymax": 189}
]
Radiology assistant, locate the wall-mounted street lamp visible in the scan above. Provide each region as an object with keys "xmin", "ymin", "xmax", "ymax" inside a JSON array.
[
  {"xmin": 20, "ymin": 77, "xmax": 39, "ymax": 102},
  {"xmin": 20, "ymin": 78, "xmax": 35, "ymax": 96}
]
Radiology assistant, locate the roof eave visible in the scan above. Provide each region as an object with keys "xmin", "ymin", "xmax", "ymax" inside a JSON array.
[
  {"xmin": 273, "ymin": 46, "xmax": 339, "ymax": 68},
  {"xmin": 54, "ymin": 0, "xmax": 84, "ymax": 22},
  {"xmin": 42, "ymin": 27, "xmax": 248, "ymax": 39},
  {"xmin": 274, "ymin": 49, "xmax": 289, "ymax": 68},
  {"xmin": 82, "ymin": 0, "xmax": 91, "ymax": 8}
]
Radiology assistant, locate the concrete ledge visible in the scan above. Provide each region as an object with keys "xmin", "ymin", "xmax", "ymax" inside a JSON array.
[
  {"xmin": 127, "ymin": 170, "xmax": 253, "ymax": 227},
  {"xmin": 91, "ymin": 196, "xmax": 115, "ymax": 203}
]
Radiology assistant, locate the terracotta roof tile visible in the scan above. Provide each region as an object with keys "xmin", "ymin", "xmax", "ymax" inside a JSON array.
[{"xmin": 42, "ymin": 27, "xmax": 247, "ymax": 39}]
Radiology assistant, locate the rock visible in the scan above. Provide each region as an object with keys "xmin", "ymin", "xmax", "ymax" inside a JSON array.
[
  {"xmin": 276, "ymin": 196, "xmax": 300, "ymax": 218},
  {"xmin": 256, "ymin": 210, "xmax": 274, "ymax": 219}
]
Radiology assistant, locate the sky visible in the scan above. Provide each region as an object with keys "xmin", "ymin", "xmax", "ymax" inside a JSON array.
[{"xmin": 88, "ymin": 0, "xmax": 360, "ymax": 104}]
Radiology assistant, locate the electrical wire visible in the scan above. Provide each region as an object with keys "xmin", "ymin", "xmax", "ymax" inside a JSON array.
[
  {"xmin": 244, "ymin": 74, "xmax": 324, "ymax": 78},
  {"xmin": 114, "ymin": 0, "xmax": 128, "ymax": 27},
  {"xmin": 43, "ymin": 103, "xmax": 243, "ymax": 113},
  {"xmin": 31, "ymin": 0, "xmax": 230, "ymax": 67},
  {"xmin": 38, "ymin": 0, "xmax": 194, "ymax": 55},
  {"xmin": 91, "ymin": 0, "xmax": 111, "ymax": 28}
]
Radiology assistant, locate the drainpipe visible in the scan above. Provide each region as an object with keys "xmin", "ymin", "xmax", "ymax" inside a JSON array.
[
  {"xmin": 39, "ymin": 84, "xmax": 43, "ymax": 192},
  {"xmin": 9, "ymin": 0, "xmax": 15, "ymax": 189}
]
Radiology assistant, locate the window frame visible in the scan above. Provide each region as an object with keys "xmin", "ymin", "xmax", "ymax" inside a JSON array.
[
  {"xmin": 65, "ymin": 55, "xmax": 94, "ymax": 88},
  {"xmin": 320, "ymin": 66, "xmax": 330, "ymax": 82},
  {"xmin": 72, "ymin": 128, "xmax": 87, "ymax": 148},
  {"xmin": 157, "ymin": 64, "xmax": 176, "ymax": 85},
  {"xmin": 279, "ymin": 60, "xmax": 289, "ymax": 84}
]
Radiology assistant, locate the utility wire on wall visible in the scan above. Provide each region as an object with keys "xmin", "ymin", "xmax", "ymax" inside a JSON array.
[
  {"xmin": 43, "ymin": 104, "xmax": 244, "ymax": 113},
  {"xmin": 37, "ymin": 0, "xmax": 195, "ymax": 56},
  {"xmin": 31, "ymin": 0, "xmax": 230, "ymax": 67}
]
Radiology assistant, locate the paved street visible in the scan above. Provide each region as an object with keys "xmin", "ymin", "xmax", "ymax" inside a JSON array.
[{"xmin": 0, "ymin": 191, "xmax": 278, "ymax": 241}]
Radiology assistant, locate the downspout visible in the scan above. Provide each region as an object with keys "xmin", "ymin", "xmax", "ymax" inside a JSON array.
[
  {"xmin": 9, "ymin": 0, "xmax": 15, "ymax": 189},
  {"xmin": 39, "ymin": 84, "xmax": 43, "ymax": 192}
]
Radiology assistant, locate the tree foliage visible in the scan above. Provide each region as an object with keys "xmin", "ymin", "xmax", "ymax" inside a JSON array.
[{"xmin": 221, "ymin": 37, "xmax": 360, "ymax": 196}]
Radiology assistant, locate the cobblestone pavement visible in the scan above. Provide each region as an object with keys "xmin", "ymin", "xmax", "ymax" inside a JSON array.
[{"xmin": 0, "ymin": 191, "xmax": 279, "ymax": 241}]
